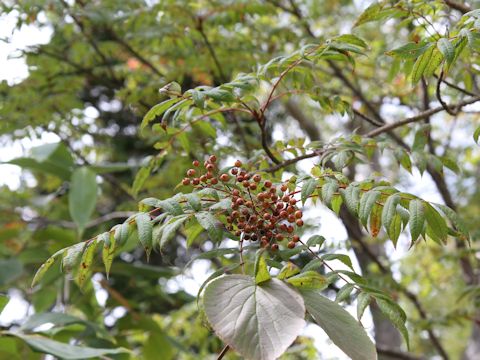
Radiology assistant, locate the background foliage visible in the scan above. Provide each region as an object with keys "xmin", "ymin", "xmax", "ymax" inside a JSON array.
[{"xmin": 1, "ymin": 0, "xmax": 480, "ymax": 359}]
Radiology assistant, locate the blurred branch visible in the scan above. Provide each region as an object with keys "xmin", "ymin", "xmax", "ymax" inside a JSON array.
[
  {"xmin": 377, "ymin": 347, "xmax": 426, "ymax": 360},
  {"xmin": 444, "ymin": 0, "xmax": 471, "ymax": 13},
  {"xmin": 365, "ymin": 95, "xmax": 480, "ymax": 137},
  {"xmin": 32, "ymin": 211, "xmax": 135, "ymax": 230}
]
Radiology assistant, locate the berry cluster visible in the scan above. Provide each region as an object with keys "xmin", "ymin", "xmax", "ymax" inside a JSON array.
[{"xmin": 182, "ymin": 156, "xmax": 304, "ymax": 250}]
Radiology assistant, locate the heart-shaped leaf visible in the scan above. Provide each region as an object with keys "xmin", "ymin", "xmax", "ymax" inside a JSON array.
[{"xmin": 203, "ymin": 275, "xmax": 306, "ymax": 360}]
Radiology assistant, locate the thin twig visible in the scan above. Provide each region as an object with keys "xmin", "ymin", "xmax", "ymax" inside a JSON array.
[{"xmin": 217, "ymin": 345, "xmax": 230, "ymax": 359}]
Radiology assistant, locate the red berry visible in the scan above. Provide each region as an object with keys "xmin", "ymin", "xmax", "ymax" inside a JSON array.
[
  {"xmin": 242, "ymin": 181, "xmax": 250, "ymax": 188},
  {"xmin": 192, "ymin": 178, "xmax": 200, "ymax": 185},
  {"xmin": 235, "ymin": 230, "xmax": 242, "ymax": 236},
  {"xmin": 206, "ymin": 163, "xmax": 215, "ymax": 171},
  {"xmin": 237, "ymin": 175, "xmax": 244, "ymax": 182},
  {"xmin": 287, "ymin": 241, "xmax": 295, "ymax": 249},
  {"xmin": 271, "ymin": 243, "xmax": 279, "ymax": 251},
  {"xmin": 220, "ymin": 174, "xmax": 229, "ymax": 182},
  {"xmin": 210, "ymin": 178, "xmax": 218, "ymax": 185},
  {"xmin": 292, "ymin": 235, "xmax": 300, "ymax": 243},
  {"xmin": 249, "ymin": 183, "xmax": 257, "ymax": 190},
  {"xmin": 236, "ymin": 198, "xmax": 245, "ymax": 206},
  {"xmin": 182, "ymin": 178, "xmax": 190, "ymax": 185},
  {"xmin": 288, "ymin": 214, "xmax": 295, "ymax": 223},
  {"xmin": 206, "ymin": 172, "xmax": 213, "ymax": 179},
  {"xmin": 263, "ymin": 213, "xmax": 272, "ymax": 220},
  {"xmin": 232, "ymin": 210, "xmax": 239, "ymax": 218},
  {"xmin": 264, "ymin": 180, "xmax": 272, "ymax": 188},
  {"xmin": 232, "ymin": 189, "xmax": 240, "ymax": 196},
  {"xmin": 192, "ymin": 160, "xmax": 200, "ymax": 167},
  {"xmin": 296, "ymin": 219, "xmax": 304, "ymax": 227},
  {"xmin": 289, "ymin": 198, "xmax": 297, "ymax": 205},
  {"xmin": 209, "ymin": 155, "xmax": 217, "ymax": 163},
  {"xmin": 246, "ymin": 201, "xmax": 253, "ymax": 208},
  {"xmin": 200, "ymin": 175, "xmax": 207, "ymax": 182},
  {"xmin": 280, "ymin": 210, "xmax": 288, "ymax": 218},
  {"xmin": 235, "ymin": 160, "xmax": 242, "ymax": 167},
  {"xmin": 295, "ymin": 210, "xmax": 303, "ymax": 219},
  {"xmin": 231, "ymin": 168, "xmax": 238, "ymax": 175},
  {"xmin": 282, "ymin": 195, "xmax": 290, "ymax": 202},
  {"xmin": 275, "ymin": 233, "xmax": 283, "ymax": 241},
  {"xmin": 253, "ymin": 174, "xmax": 261, "ymax": 182},
  {"xmin": 287, "ymin": 206, "xmax": 295, "ymax": 214},
  {"xmin": 187, "ymin": 169, "xmax": 196, "ymax": 177},
  {"xmin": 287, "ymin": 226, "xmax": 294, "ymax": 233},
  {"xmin": 281, "ymin": 184, "xmax": 288, "ymax": 192}
]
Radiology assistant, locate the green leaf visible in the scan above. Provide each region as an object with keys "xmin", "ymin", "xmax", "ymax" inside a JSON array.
[
  {"xmin": 157, "ymin": 215, "xmax": 189, "ymax": 248},
  {"xmin": 0, "ymin": 258, "xmax": 23, "ymax": 286},
  {"xmin": 287, "ymin": 271, "xmax": 328, "ymax": 290},
  {"xmin": 9, "ymin": 333, "xmax": 128, "ymax": 360},
  {"xmin": 474, "ymin": 126, "xmax": 480, "ymax": 144},
  {"xmin": 435, "ymin": 203, "xmax": 470, "ymax": 241},
  {"xmin": 185, "ymin": 193, "xmax": 201, "ymax": 211},
  {"xmin": 277, "ymin": 262, "xmax": 300, "ymax": 280},
  {"xmin": 158, "ymin": 199, "xmax": 184, "ymax": 216},
  {"xmin": 334, "ymin": 34, "xmax": 368, "ymax": 48},
  {"xmin": 0, "ymin": 294, "xmax": 8, "ymax": 313},
  {"xmin": 203, "ymin": 275, "xmax": 306, "ymax": 360},
  {"xmin": 101, "ymin": 232, "xmax": 116, "ymax": 279},
  {"xmin": 62, "ymin": 242, "xmax": 86, "ymax": 272},
  {"xmin": 32, "ymin": 250, "xmax": 63, "ymax": 287},
  {"xmin": 411, "ymin": 44, "xmax": 435, "ymax": 84},
  {"xmin": 254, "ymin": 251, "xmax": 271, "ymax": 285},
  {"xmin": 437, "ymin": 38, "xmax": 455, "ymax": 69},
  {"xmin": 132, "ymin": 166, "xmax": 152, "ymax": 196},
  {"xmin": 409, "ymin": 199, "xmax": 424, "ymax": 243},
  {"xmin": 382, "ymin": 194, "xmax": 400, "ymax": 231},
  {"xmin": 354, "ymin": 2, "xmax": 404, "ymax": 27},
  {"xmin": 423, "ymin": 47, "xmax": 443, "ymax": 78},
  {"xmin": 376, "ymin": 298, "xmax": 409, "ymax": 348},
  {"xmin": 321, "ymin": 253, "xmax": 354, "ymax": 271},
  {"xmin": 306, "ymin": 235, "xmax": 325, "ymax": 248},
  {"xmin": 195, "ymin": 212, "xmax": 223, "ymax": 242},
  {"xmin": 114, "ymin": 222, "xmax": 131, "ymax": 247},
  {"xmin": 141, "ymin": 98, "xmax": 180, "ymax": 130},
  {"xmin": 77, "ymin": 239, "xmax": 99, "ymax": 289},
  {"xmin": 359, "ymin": 190, "xmax": 380, "ymax": 226},
  {"xmin": 335, "ymin": 283, "xmax": 355, "ymax": 303},
  {"xmin": 69, "ymin": 167, "xmax": 98, "ymax": 235},
  {"xmin": 388, "ymin": 214, "xmax": 402, "ymax": 247},
  {"xmin": 321, "ymin": 181, "xmax": 338, "ymax": 206},
  {"xmin": 204, "ymin": 87, "xmax": 235, "ymax": 102},
  {"xmin": 301, "ymin": 177, "xmax": 318, "ymax": 204},
  {"xmin": 20, "ymin": 313, "xmax": 84, "ymax": 331},
  {"xmin": 301, "ymin": 290, "xmax": 377, "ymax": 360},
  {"xmin": 425, "ymin": 204, "xmax": 448, "ymax": 244},
  {"xmin": 386, "ymin": 42, "xmax": 430, "ymax": 59},
  {"xmin": 344, "ymin": 185, "xmax": 360, "ymax": 215},
  {"xmin": 136, "ymin": 213, "xmax": 153, "ymax": 260},
  {"xmin": 356, "ymin": 292, "xmax": 371, "ymax": 321}
]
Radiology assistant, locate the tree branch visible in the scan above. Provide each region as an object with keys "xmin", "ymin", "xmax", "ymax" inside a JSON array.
[
  {"xmin": 365, "ymin": 95, "xmax": 480, "ymax": 138},
  {"xmin": 377, "ymin": 347, "xmax": 426, "ymax": 360},
  {"xmin": 444, "ymin": 0, "xmax": 471, "ymax": 13}
]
